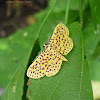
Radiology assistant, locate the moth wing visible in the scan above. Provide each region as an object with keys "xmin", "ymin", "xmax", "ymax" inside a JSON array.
[
  {"xmin": 27, "ymin": 49, "xmax": 49, "ymax": 79},
  {"xmin": 46, "ymin": 49, "xmax": 67, "ymax": 77},
  {"xmin": 49, "ymin": 23, "xmax": 73, "ymax": 55}
]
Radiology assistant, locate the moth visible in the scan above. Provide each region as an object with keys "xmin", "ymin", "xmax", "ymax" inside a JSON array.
[{"xmin": 27, "ymin": 23, "xmax": 73, "ymax": 79}]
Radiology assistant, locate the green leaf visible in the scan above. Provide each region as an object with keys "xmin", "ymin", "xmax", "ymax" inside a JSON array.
[
  {"xmin": 2, "ymin": 24, "xmax": 40, "ymax": 100},
  {"xmin": 88, "ymin": 42, "xmax": 100, "ymax": 81},
  {"xmin": 80, "ymin": 59, "xmax": 93, "ymax": 100},
  {"xmin": 0, "ymin": 23, "xmax": 41, "ymax": 87},
  {"xmin": 50, "ymin": 0, "xmax": 88, "ymax": 13},
  {"xmin": 89, "ymin": 0, "xmax": 100, "ymax": 30},
  {"xmin": 1, "ymin": 0, "xmax": 93, "ymax": 99},
  {"xmin": 83, "ymin": 10, "xmax": 100, "ymax": 81},
  {"xmin": 26, "ymin": 22, "xmax": 93, "ymax": 100}
]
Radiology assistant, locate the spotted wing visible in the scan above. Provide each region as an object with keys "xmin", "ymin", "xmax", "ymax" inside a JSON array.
[
  {"xmin": 46, "ymin": 49, "xmax": 67, "ymax": 77},
  {"xmin": 49, "ymin": 23, "xmax": 73, "ymax": 55},
  {"xmin": 27, "ymin": 49, "xmax": 49, "ymax": 79}
]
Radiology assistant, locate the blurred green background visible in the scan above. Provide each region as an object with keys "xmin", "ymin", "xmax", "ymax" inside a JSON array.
[{"xmin": 0, "ymin": 0, "xmax": 100, "ymax": 100}]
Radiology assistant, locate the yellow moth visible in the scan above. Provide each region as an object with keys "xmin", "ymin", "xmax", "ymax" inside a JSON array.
[{"xmin": 27, "ymin": 23, "xmax": 73, "ymax": 79}]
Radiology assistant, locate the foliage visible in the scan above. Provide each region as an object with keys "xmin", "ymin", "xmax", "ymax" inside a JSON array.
[{"xmin": 1, "ymin": 0, "xmax": 100, "ymax": 99}]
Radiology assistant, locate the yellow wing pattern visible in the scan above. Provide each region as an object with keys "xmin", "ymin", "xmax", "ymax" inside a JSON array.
[
  {"xmin": 49, "ymin": 23, "xmax": 73, "ymax": 55},
  {"xmin": 27, "ymin": 49, "xmax": 49, "ymax": 79}
]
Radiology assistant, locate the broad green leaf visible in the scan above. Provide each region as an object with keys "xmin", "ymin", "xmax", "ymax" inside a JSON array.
[
  {"xmin": 1, "ymin": 0, "xmax": 93, "ymax": 99},
  {"xmin": 0, "ymin": 23, "xmax": 41, "ymax": 87},
  {"xmin": 83, "ymin": 10, "xmax": 100, "ymax": 81},
  {"xmin": 80, "ymin": 59, "xmax": 93, "ymax": 100},
  {"xmin": 2, "ymin": 24, "xmax": 40, "ymax": 100},
  {"xmin": 26, "ymin": 22, "xmax": 93, "ymax": 100}
]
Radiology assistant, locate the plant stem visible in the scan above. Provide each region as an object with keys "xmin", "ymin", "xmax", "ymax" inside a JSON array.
[
  {"xmin": 65, "ymin": 0, "xmax": 70, "ymax": 25},
  {"xmin": 79, "ymin": 0, "xmax": 83, "ymax": 26},
  {"xmin": 38, "ymin": 0, "xmax": 58, "ymax": 36}
]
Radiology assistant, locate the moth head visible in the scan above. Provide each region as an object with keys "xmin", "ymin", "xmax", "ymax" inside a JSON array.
[{"xmin": 43, "ymin": 44, "xmax": 48, "ymax": 49}]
